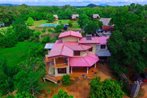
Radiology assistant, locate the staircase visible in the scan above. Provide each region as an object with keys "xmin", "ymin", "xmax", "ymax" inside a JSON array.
[{"xmin": 43, "ymin": 75, "xmax": 58, "ymax": 84}]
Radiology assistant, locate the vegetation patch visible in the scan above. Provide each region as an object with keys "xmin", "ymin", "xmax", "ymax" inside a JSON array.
[{"xmin": 0, "ymin": 41, "xmax": 39, "ymax": 66}]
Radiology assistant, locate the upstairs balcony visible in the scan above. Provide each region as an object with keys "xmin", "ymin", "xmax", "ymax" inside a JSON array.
[
  {"xmin": 45, "ymin": 56, "xmax": 69, "ymax": 68},
  {"xmin": 55, "ymin": 57, "xmax": 68, "ymax": 68}
]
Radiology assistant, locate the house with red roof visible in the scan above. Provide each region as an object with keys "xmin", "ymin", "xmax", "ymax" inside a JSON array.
[
  {"xmin": 71, "ymin": 14, "xmax": 79, "ymax": 20},
  {"xmin": 45, "ymin": 31, "xmax": 110, "ymax": 78},
  {"xmin": 96, "ymin": 18, "xmax": 114, "ymax": 37},
  {"xmin": 53, "ymin": 15, "xmax": 58, "ymax": 20},
  {"xmin": 92, "ymin": 14, "xmax": 100, "ymax": 19}
]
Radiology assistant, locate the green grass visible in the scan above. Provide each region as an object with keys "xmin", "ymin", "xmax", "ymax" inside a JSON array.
[
  {"xmin": 0, "ymin": 41, "xmax": 39, "ymax": 66},
  {"xmin": 54, "ymin": 19, "xmax": 70, "ymax": 24},
  {"xmin": 54, "ymin": 19, "xmax": 80, "ymax": 30},
  {"xmin": 32, "ymin": 19, "xmax": 81, "ymax": 32},
  {"xmin": 0, "ymin": 26, "xmax": 9, "ymax": 30},
  {"xmin": 71, "ymin": 20, "xmax": 80, "ymax": 29},
  {"xmin": 33, "ymin": 20, "xmax": 48, "ymax": 27}
]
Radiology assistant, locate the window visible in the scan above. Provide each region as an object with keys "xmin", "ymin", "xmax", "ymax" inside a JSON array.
[
  {"xmin": 89, "ymin": 47, "xmax": 93, "ymax": 51},
  {"xmin": 74, "ymin": 51, "xmax": 80, "ymax": 56},
  {"xmin": 101, "ymin": 45, "xmax": 106, "ymax": 49},
  {"xmin": 58, "ymin": 68, "xmax": 66, "ymax": 74}
]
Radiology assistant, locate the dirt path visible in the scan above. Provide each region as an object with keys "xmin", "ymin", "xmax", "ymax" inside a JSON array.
[{"xmin": 141, "ymin": 83, "xmax": 147, "ymax": 98}]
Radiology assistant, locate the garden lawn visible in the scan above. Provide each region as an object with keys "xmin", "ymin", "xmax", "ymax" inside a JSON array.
[
  {"xmin": 0, "ymin": 26, "xmax": 9, "ymax": 30},
  {"xmin": 0, "ymin": 41, "xmax": 39, "ymax": 66},
  {"xmin": 33, "ymin": 20, "xmax": 48, "ymax": 27},
  {"xmin": 54, "ymin": 19, "xmax": 80, "ymax": 30}
]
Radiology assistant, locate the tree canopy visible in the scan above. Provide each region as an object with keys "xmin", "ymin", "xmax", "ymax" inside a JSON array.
[
  {"xmin": 26, "ymin": 17, "xmax": 34, "ymax": 26},
  {"xmin": 53, "ymin": 89, "xmax": 73, "ymax": 98},
  {"xmin": 90, "ymin": 77, "xmax": 124, "ymax": 98}
]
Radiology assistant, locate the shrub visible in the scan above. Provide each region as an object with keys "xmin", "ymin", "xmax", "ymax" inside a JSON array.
[
  {"xmin": 62, "ymin": 75, "xmax": 71, "ymax": 85},
  {"xmin": 48, "ymin": 28, "xmax": 54, "ymax": 32},
  {"xmin": 90, "ymin": 77, "xmax": 124, "ymax": 98},
  {"xmin": 6, "ymin": 95, "xmax": 14, "ymax": 98},
  {"xmin": 30, "ymin": 31, "xmax": 41, "ymax": 41},
  {"xmin": 55, "ymin": 25, "xmax": 64, "ymax": 33},
  {"xmin": 15, "ymin": 91, "xmax": 34, "ymax": 98},
  {"xmin": 40, "ymin": 36, "xmax": 50, "ymax": 44},
  {"xmin": 28, "ymin": 43, "xmax": 44, "ymax": 57},
  {"xmin": 42, "ymin": 28, "xmax": 46, "ymax": 33},
  {"xmin": 50, "ymin": 37, "xmax": 57, "ymax": 43},
  {"xmin": 68, "ymin": 21, "xmax": 73, "ymax": 27},
  {"xmin": 0, "ymin": 27, "xmax": 17, "ymax": 48},
  {"xmin": 53, "ymin": 89, "xmax": 73, "ymax": 98},
  {"xmin": 47, "ymin": 14, "xmax": 54, "ymax": 23}
]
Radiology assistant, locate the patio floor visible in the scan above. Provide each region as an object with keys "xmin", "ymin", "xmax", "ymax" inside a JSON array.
[{"xmin": 54, "ymin": 63, "xmax": 113, "ymax": 82}]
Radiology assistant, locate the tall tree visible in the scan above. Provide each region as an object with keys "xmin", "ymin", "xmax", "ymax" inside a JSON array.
[
  {"xmin": 26, "ymin": 17, "xmax": 34, "ymax": 26},
  {"xmin": 12, "ymin": 17, "xmax": 33, "ymax": 41},
  {"xmin": 47, "ymin": 14, "xmax": 54, "ymax": 22},
  {"xmin": 0, "ymin": 56, "xmax": 18, "ymax": 95},
  {"xmin": 84, "ymin": 20, "xmax": 102, "ymax": 34},
  {"xmin": 14, "ymin": 57, "xmax": 45, "ymax": 96}
]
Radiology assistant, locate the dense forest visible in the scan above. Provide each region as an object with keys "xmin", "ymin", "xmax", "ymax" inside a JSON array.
[{"xmin": 0, "ymin": 3, "xmax": 147, "ymax": 98}]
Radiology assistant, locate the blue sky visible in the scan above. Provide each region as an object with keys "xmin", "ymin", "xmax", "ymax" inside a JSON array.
[{"xmin": 0, "ymin": 0, "xmax": 146, "ymax": 6}]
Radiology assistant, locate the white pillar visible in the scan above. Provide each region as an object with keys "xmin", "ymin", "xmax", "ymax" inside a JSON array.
[
  {"xmin": 87, "ymin": 67, "xmax": 89, "ymax": 74},
  {"xmin": 68, "ymin": 58, "xmax": 69, "ymax": 66},
  {"xmin": 95, "ymin": 64, "xmax": 96, "ymax": 68},
  {"xmin": 55, "ymin": 68, "xmax": 58, "ymax": 76},
  {"xmin": 54, "ymin": 58, "xmax": 56, "ymax": 65},
  {"xmin": 66, "ymin": 66, "xmax": 70, "ymax": 74},
  {"xmin": 71, "ymin": 67, "xmax": 72, "ymax": 74}
]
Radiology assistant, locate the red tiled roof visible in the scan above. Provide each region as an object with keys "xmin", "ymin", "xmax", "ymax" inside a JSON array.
[
  {"xmin": 63, "ymin": 42, "xmax": 92, "ymax": 51},
  {"xmin": 79, "ymin": 37, "xmax": 99, "ymax": 44},
  {"xmin": 69, "ymin": 52, "xmax": 99, "ymax": 67},
  {"xmin": 102, "ymin": 26, "xmax": 113, "ymax": 31},
  {"xmin": 47, "ymin": 42, "xmax": 73, "ymax": 57},
  {"xmin": 79, "ymin": 36, "xmax": 109, "ymax": 45},
  {"xmin": 59, "ymin": 31, "xmax": 82, "ymax": 38}
]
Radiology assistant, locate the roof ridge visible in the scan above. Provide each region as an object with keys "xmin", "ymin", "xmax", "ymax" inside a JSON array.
[{"xmin": 60, "ymin": 44, "xmax": 64, "ymax": 55}]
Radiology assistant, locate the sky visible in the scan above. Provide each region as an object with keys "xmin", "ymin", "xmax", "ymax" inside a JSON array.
[{"xmin": 0, "ymin": 0, "xmax": 146, "ymax": 6}]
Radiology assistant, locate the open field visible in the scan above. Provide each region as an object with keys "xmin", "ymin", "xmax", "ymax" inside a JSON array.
[
  {"xmin": 30, "ymin": 19, "xmax": 80, "ymax": 31},
  {"xmin": 0, "ymin": 41, "xmax": 39, "ymax": 66},
  {"xmin": 54, "ymin": 19, "xmax": 80, "ymax": 30}
]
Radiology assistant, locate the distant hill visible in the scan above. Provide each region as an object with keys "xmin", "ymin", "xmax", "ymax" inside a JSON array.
[
  {"xmin": 87, "ymin": 3, "xmax": 98, "ymax": 7},
  {"xmin": 87, "ymin": 3, "xmax": 109, "ymax": 7},
  {"xmin": 0, "ymin": 4, "xmax": 18, "ymax": 6}
]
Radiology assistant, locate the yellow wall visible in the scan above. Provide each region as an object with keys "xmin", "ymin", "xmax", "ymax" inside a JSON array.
[
  {"xmin": 62, "ymin": 37, "xmax": 79, "ymax": 42},
  {"xmin": 91, "ymin": 44, "xmax": 96, "ymax": 53},
  {"xmin": 80, "ymin": 51, "xmax": 87, "ymax": 56}
]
